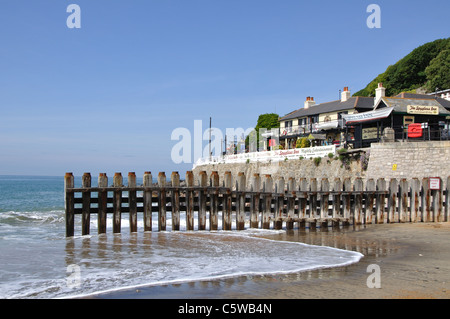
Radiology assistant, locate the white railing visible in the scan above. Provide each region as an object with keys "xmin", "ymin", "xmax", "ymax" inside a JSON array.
[{"xmin": 193, "ymin": 145, "xmax": 336, "ymax": 168}]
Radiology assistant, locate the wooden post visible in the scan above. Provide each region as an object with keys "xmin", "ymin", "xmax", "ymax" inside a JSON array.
[
  {"xmin": 353, "ymin": 178, "xmax": 363, "ymax": 225},
  {"xmin": 113, "ymin": 172, "xmax": 123, "ymax": 233},
  {"xmin": 65, "ymin": 172, "xmax": 75, "ymax": 237},
  {"xmin": 298, "ymin": 178, "xmax": 307, "ymax": 229},
  {"xmin": 274, "ymin": 177, "xmax": 285, "ymax": 230},
  {"xmin": 198, "ymin": 171, "xmax": 207, "ymax": 231},
  {"xmin": 128, "ymin": 172, "xmax": 137, "ymax": 233},
  {"xmin": 320, "ymin": 178, "xmax": 329, "ymax": 228},
  {"xmin": 262, "ymin": 175, "xmax": 273, "ymax": 229},
  {"xmin": 410, "ymin": 178, "xmax": 420, "ymax": 223},
  {"xmin": 332, "ymin": 178, "xmax": 342, "ymax": 228},
  {"xmin": 376, "ymin": 178, "xmax": 386, "ymax": 224},
  {"xmin": 236, "ymin": 172, "xmax": 246, "ymax": 230},
  {"xmin": 81, "ymin": 173, "xmax": 91, "ymax": 235},
  {"xmin": 286, "ymin": 177, "xmax": 296, "ymax": 230},
  {"xmin": 210, "ymin": 171, "xmax": 219, "ymax": 231},
  {"xmin": 143, "ymin": 171, "xmax": 153, "ymax": 232},
  {"xmin": 309, "ymin": 178, "xmax": 318, "ymax": 229},
  {"xmin": 171, "ymin": 172, "xmax": 181, "ymax": 231},
  {"xmin": 421, "ymin": 178, "xmax": 431, "ymax": 222},
  {"xmin": 446, "ymin": 176, "xmax": 450, "ymax": 222},
  {"xmin": 432, "ymin": 177, "xmax": 443, "ymax": 222},
  {"xmin": 365, "ymin": 179, "xmax": 376, "ymax": 225},
  {"xmin": 158, "ymin": 172, "xmax": 167, "ymax": 231},
  {"xmin": 250, "ymin": 174, "xmax": 261, "ymax": 228},
  {"xmin": 342, "ymin": 178, "xmax": 351, "ymax": 226},
  {"xmin": 398, "ymin": 179, "xmax": 408, "ymax": 223},
  {"xmin": 97, "ymin": 173, "xmax": 108, "ymax": 234},
  {"xmin": 223, "ymin": 171, "xmax": 232, "ymax": 230},
  {"xmin": 388, "ymin": 178, "xmax": 398, "ymax": 223},
  {"xmin": 186, "ymin": 171, "xmax": 195, "ymax": 231}
]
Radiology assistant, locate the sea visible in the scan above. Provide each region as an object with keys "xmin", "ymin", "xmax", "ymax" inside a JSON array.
[{"xmin": 0, "ymin": 175, "xmax": 363, "ymax": 299}]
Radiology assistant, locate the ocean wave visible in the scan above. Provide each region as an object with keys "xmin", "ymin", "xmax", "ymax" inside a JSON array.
[{"xmin": 0, "ymin": 210, "xmax": 65, "ymax": 226}]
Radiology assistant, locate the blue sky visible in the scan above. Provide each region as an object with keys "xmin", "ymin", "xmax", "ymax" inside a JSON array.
[{"xmin": 0, "ymin": 0, "xmax": 449, "ymax": 177}]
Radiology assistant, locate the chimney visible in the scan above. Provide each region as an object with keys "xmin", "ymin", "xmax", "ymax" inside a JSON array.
[
  {"xmin": 304, "ymin": 96, "xmax": 315, "ymax": 109},
  {"xmin": 341, "ymin": 87, "xmax": 351, "ymax": 102},
  {"xmin": 375, "ymin": 82, "xmax": 385, "ymax": 104}
]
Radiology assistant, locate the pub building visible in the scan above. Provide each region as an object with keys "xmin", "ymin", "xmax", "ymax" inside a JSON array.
[
  {"xmin": 342, "ymin": 83, "xmax": 450, "ymax": 148},
  {"xmin": 279, "ymin": 83, "xmax": 450, "ymax": 150}
]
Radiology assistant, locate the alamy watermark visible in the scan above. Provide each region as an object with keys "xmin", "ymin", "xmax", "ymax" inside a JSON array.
[
  {"xmin": 366, "ymin": 264, "xmax": 381, "ymax": 288},
  {"xmin": 66, "ymin": 4, "xmax": 81, "ymax": 29},
  {"xmin": 171, "ymin": 120, "xmax": 279, "ymax": 165},
  {"xmin": 366, "ymin": 4, "xmax": 381, "ymax": 29},
  {"xmin": 66, "ymin": 264, "xmax": 81, "ymax": 288}
]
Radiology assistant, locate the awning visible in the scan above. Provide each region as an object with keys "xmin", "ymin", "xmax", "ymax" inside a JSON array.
[
  {"xmin": 313, "ymin": 120, "xmax": 339, "ymax": 131},
  {"xmin": 342, "ymin": 107, "xmax": 393, "ymax": 125}
]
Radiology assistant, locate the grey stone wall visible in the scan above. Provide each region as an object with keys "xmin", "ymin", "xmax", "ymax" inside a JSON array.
[
  {"xmin": 366, "ymin": 141, "xmax": 450, "ymax": 180},
  {"xmin": 193, "ymin": 157, "xmax": 365, "ymax": 189}
]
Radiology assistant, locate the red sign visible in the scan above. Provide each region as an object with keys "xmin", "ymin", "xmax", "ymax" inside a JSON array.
[{"xmin": 408, "ymin": 123, "xmax": 422, "ymax": 138}]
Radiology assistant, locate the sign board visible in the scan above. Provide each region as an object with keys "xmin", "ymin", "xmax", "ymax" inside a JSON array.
[
  {"xmin": 407, "ymin": 123, "xmax": 422, "ymax": 138},
  {"xmin": 362, "ymin": 127, "xmax": 378, "ymax": 140},
  {"xmin": 407, "ymin": 105, "xmax": 439, "ymax": 115},
  {"xmin": 429, "ymin": 177, "xmax": 441, "ymax": 190},
  {"xmin": 392, "ymin": 164, "xmax": 397, "ymax": 171}
]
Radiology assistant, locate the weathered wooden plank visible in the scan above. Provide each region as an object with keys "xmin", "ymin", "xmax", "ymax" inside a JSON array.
[
  {"xmin": 209, "ymin": 171, "xmax": 219, "ymax": 231},
  {"xmin": 309, "ymin": 178, "xmax": 318, "ymax": 229},
  {"xmin": 332, "ymin": 178, "xmax": 342, "ymax": 228},
  {"xmin": 250, "ymin": 174, "xmax": 261, "ymax": 228},
  {"xmin": 236, "ymin": 172, "xmax": 246, "ymax": 230},
  {"xmin": 113, "ymin": 173, "xmax": 123, "ymax": 233},
  {"xmin": 128, "ymin": 172, "xmax": 137, "ymax": 233},
  {"xmin": 97, "ymin": 173, "xmax": 108, "ymax": 234},
  {"xmin": 65, "ymin": 173, "xmax": 75, "ymax": 237},
  {"xmin": 421, "ymin": 177, "xmax": 431, "ymax": 222},
  {"xmin": 198, "ymin": 171, "xmax": 207, "ymax": 231},
  {"xmin": 81, "ymin": 173, "xmax": 91, "ymax": 235},
  {"xmin": 143, "ymin": 172, "xmax": 153, "ymax": 231},
  {"xmin": 365, "ymin": 178, "xmax": 375, "ymax": 225},
  {"xmin": 342, "ymin": 178, "xmax": 351, "ymax": 226},
  {"xmin": 262, "ymin": 175, "xmax": 273, "ymax": 229},
  {"xmin": 388, "ymin": 178, "xmax": 398, "ymax": 223},
  {"xmin": 432, "ymin": 177, "xmax": 443, "ymax": 222},
  {"xmin": 353, "ymin": 178, "xmax": 363, "ymax": 225},
  {"xmin": 186, "ymin": 171, "xmax": 195, "ymax": 231},
  {"xmin": 376, "ymin": 178, "xmax": 386, "ymax": 224},
  {"xmin": 410, "ymin": 178, "xmax": 420, "ymax": 223},
  {"xmin": 298, "ymin": 177, "xmax": 307, "ymax": 229},
  {"xmin": 320, "ymin": 178, "xmax": 330, "ymax": 228},
  {"xmin": 223, "ymin": 171, "xmax": 232, "ymax": 231},
  {"xmin": 398, "ymin": 179, "xmax": 408, "ymax": 223},
  {"xmin": 158, "ymin": 172, "xmax": 167, "ymax": 231},
  {"xmin": 286, "ymin": 177, "xmax": 296, "ymax": 230},
  {"xmin": 446, "ymin": 176, "xmax": 450, "ymax": 222}
]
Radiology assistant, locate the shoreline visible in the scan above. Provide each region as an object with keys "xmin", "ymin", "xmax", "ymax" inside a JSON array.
[{"xmin": 93, "ymin": 222, "xmax": 450, "ymax": 299}]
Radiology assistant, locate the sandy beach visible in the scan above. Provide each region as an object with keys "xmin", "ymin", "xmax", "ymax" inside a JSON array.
[{"xmin": 96, "ymin": 222, "xmax": 450, "ymax": 299}]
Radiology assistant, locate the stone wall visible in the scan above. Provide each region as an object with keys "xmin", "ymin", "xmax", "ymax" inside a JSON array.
[
  {"xmin": 365, "ymin": 141, "xmax": 450, "ymax": 180},
  {"xmin": 193, "ymin": 156, "xmax": 365, "ymax": 189},
  {"xmin": 192, "ymin": 141, "xmax": 450, "ymax": 188}
]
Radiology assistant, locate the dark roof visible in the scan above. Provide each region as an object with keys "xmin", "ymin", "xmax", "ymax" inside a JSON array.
[
  {"xmin": 279, "ymin": 97, "xmax": 374, "ymax": 121},
  {"xmin": 379, "ymin": 97, "xmax": 450, "ymax": 116},
  {"xmin": 395, "ymin": 92, "xmax": 450, "ymax": 110}
]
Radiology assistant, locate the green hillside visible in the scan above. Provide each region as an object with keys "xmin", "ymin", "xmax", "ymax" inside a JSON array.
[{"xmin": 353, "ymin": 38, "xmax": 450, "ymax": 97}]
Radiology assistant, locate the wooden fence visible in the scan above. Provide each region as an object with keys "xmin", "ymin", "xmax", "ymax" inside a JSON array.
[{"xmin": 64, "ymin": 171, "xmax": 450, "ymax": 237}]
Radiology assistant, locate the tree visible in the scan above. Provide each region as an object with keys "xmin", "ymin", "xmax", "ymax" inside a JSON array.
[
  {"xmin": 425, "ymin": 48, "xmax": 450, "ymax": 92},
  {"xmin": 245, "ymin": 113, "xmax": 279, "ymax": 150}
]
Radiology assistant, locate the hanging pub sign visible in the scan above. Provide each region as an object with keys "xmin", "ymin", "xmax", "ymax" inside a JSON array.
[{"xmin": 407, "ymin": 105, "xmax": 439, "ymax": 115}]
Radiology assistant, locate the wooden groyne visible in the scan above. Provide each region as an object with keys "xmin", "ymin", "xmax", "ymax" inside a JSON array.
[{"xmin": 64, "ymin": 171, "xmax": 450, "ymax": 237}]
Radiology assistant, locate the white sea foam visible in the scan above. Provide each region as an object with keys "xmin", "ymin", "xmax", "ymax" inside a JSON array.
[{"xmin": 0, "ymin": 211, "xmax": 363, "ymax": 299}]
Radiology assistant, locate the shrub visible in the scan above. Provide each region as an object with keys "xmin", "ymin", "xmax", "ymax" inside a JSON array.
[{"xmin": 313, "ymin": 157, "xmax": 322, "ymax": 166}]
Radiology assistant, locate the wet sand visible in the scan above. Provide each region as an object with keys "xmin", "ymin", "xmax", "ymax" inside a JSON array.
[{"xmin": 96, "ymin": 222, "xmax": 450, "ymax": 299}]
